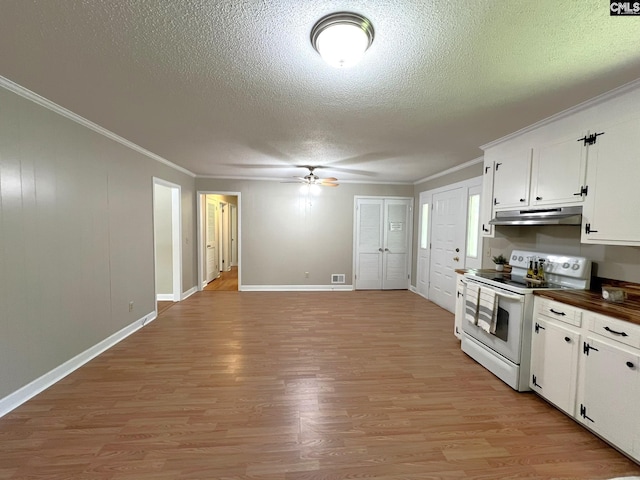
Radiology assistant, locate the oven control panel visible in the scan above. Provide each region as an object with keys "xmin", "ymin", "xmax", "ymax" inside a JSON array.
[{"xmin": 509, "ymin": 250, "xmax": 590, "ymax": 279}]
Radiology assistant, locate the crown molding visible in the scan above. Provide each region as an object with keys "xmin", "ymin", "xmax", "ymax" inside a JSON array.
[
  {"xmin": 0, "ymin": 76, "xmax": 196, "ymax": 178},
  {"xmin": 481, "ymin": 77, "xmax": 640, "ymax": 151},
  {"xmin": 414, "ymin": 156, "xmax": 483, "ymax": 185}
]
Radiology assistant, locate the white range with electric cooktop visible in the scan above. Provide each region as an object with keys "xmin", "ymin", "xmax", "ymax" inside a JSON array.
[{"xmin": 461, "ymin": 250, "xmax": 591, "ymax": 391}]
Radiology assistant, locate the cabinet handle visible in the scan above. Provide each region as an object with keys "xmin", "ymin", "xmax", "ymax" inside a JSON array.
[
  {"xmin": 519, "ymin": 198, "xmax": 526, "ymax": 202},
  {"xmin": 494, "ymin": 198, "xmax": 499, "ymax": 205},
  {"xmin": 482, "ymin": 224, "xmax": 490, "ymax": 232},
  {"xmin": 549, "ymin": 308, "xmax": 566, "ymax": 316},
  {"xmin": 604, "ymin": 326, "xmax": 628, "ymax": 337},
  {"xmin": 536, "ymin": 196, "xmax": 542, "ymax": 201},
  {"xmin": 626, "ymin": 361, "xmax": 635, "ymax": 369},
  {"xmin": 564, "ymin": 337, "xmax": 571, "ymax": 343}
]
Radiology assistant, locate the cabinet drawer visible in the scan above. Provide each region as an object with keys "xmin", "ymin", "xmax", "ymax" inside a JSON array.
[
  {"xmin": 536, "ymin": 298, "xmax": 582, "ymax": 327},
  {"xmin": 587, "ymin": 312, "xmax": 640, "ymax": 349}
]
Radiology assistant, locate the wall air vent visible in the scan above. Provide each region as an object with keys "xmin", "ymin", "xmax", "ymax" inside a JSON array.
[{"xmin": 331, "ymin": 274, "xmax": 346, "ymax": 284}]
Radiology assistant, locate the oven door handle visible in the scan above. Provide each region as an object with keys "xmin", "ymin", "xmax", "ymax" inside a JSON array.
[
  {"xmin": 466, "ymin": 280, "xmax": 526, "ymax": 303},
  {"xmin": 494, "ymin": 291, "xmax": 525, "ymax": 303}
]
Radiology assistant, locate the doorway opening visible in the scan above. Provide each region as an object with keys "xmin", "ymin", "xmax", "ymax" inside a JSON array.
[
  {"xmin": 197, "ymin": 191, "xmax": 240, "ymax": 291},
  {"xmin": 153, "ymin": 178, "xmax": 182, "ymax": 311}
]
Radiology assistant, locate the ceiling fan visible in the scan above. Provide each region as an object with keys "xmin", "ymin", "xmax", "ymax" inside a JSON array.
[{"xmin": 283, "ymin": 166, "xmax": 339, "ymax": 187}]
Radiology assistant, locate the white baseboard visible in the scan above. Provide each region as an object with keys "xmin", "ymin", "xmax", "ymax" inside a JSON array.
[
  {"xmin": 156, "ymin": 294, "xmax": 175, "ymax": 301},
  {"xmin": 240, "ymin": 285, "xmax": 354, "ymax": 292},
  {"xmin": 182, "ymin": 286, "xmax": 197, "ymax": 300},
  {"xmin": 0, "ymin": 311, "xmax": 157, "ymax": 418}
]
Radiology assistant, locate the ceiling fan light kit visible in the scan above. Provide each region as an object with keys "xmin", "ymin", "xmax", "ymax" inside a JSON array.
[
  {"xmin": 311, "ymin": 12, "xmax": 374, "ymax": 68},
  {"xmin": 284, "ymin": 166, "xmax": 340, "ymax": 187}
]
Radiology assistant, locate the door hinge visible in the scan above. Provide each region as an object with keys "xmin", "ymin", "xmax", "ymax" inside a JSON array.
[
  {"xmin": 573, "ymin": 185, "xmax": 588, "ymax": 197},
  {"xmin": 532, "ymin": 374, "xmax": 542, "ymax": 389},
  {"xmin": 585, "ymin": 223, "xmax": 598, "ymax": 235},
  {"xmin": 583, "ymin": 341, "xmax": 599, "ymax": 356},
  {"xmin": 534, "ymin": 322, "xmax": 546, "ymax": 334},
  {"xmin": 577, "ymin": 132, "xmax": 604, "ymax": 146},
  {"xmin": 579, "ymin": 404, "xmax": 595, "ymax": 422}
]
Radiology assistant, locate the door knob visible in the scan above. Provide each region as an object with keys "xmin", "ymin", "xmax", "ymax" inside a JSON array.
[
  {"xmin": 453, "ymin": 256, "xmax": 460, "ymax": 262},
  {"xmin": 379, "ymin": 248, "xmax": 383, "ymax": 252},
  {"xmin": 384, "ymin": 248, "xmax": 390, "ymax": 252},
  {"xmin": 455, "ymin": 248, "xmax": 460, "ymax": 252}
]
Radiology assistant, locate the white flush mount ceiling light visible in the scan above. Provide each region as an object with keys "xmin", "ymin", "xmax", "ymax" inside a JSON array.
[{"xmin": 311, "ymin": 12, "xmax": 374, "ymax": 68}]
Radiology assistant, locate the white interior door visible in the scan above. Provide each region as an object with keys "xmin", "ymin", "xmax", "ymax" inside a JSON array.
[
  {"xmin": 230, "ymin": 204, "xmax": 238, "ymax": 266},
  {"xmin": 205, "ymin": 196, "xmax": 219, "ymax": 283},
  {"xmin": 416, "ymin": 193, "xmax": 430, "ymax": 298},
  {"xmin": 220, "ymin": 202, "xmax": 230, "ymax": 272},
  {"xmin": 354, "ymin": 197, "xmax": 412, "ymax": 290},
  {"xmin": 382, "ymin": 199, "xmax": 412, "ymax": 290},
  {"xmin": 355, "ymin": 198, "xmax": 384, "ymax": 290},
  {"xmin": 429, "ymin": 187, "xmax": 466, "ymax": 312}
]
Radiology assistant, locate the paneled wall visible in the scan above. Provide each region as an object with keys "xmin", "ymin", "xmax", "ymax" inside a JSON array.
[{"xmin": 0, "ymin": 85, "xmax": 197, "ymax": 400}]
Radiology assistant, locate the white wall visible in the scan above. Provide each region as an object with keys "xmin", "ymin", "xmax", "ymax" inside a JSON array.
[
  {"xmin": 487, "ymin": 226, "xmax": 640, "ymax": 283},
  {"xmin": 0, "ymin": 83, "xmax": 197, "ymax": 401},
  {"xmin": 196, "ymin": 178, "xmax": 414, "ymax": 287}
]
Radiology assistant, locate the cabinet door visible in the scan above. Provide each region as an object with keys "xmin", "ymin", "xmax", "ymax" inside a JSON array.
[
  {"xmin": 480, "ymin": 160, "xmax": 494, "ymax": 237},
  {"xmin": 530, "ymin": 318, "xmax": 581, "ymax": 415},
  {"xmin": 492, "ymin": 149, "xmax": 532, "ymax": 210},
  {"xmin": 578, "ymin": 336, "xmax": 640, "ymax": 456},
  {"xmin": 582, "ymin": 116, "xmax": 640, "ymax": 245},
  {"xmin": 531, "ymin": 133, "xmax": 587, "ymax": 206},
  {"xmin": 453, "ymin": 274, "xmax": 465, "ymax": 339}
]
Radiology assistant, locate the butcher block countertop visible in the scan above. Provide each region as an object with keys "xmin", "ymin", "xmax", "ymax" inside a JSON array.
[{"xmin": 534, "ymin": 279, "xmax": 640, "ymax": 327}]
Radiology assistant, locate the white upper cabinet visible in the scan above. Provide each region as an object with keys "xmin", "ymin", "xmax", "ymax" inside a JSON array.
[
  {"xmin": 480, "ymin": 160, "xmax": 494, "ymax": 237},
  {"xmin": 530, "ymin": 132, "xmax": 588, "ymax": 206},
  {"xmin": 581, "ymin": 115, "xmax": 640, "ymax": 245},
  {"xmin": 490, "ymin": 148, "xmax": 532, "ymax": 210}
]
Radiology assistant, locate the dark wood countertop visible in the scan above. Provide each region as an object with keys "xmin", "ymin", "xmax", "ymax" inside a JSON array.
[{"xmin": 534, "ymin": 289, "xmax": 640, "ymax": 327}]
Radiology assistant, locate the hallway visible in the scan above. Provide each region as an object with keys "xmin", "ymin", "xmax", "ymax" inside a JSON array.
[{"xmin": 203, "ymin": 266, "xmax": 238, "ymax": 291}]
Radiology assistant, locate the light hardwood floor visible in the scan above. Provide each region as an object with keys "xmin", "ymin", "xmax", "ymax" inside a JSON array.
[
  {"xmin": 1, "ymin": 291, "xmax": 639, "ymax": 479},
  {"xmin": 204, "ymin": 267, "xmax": 238, "ymax": 292}
]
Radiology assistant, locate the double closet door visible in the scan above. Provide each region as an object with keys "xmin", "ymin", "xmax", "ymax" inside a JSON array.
[{"xmin": 354, "ymin": 197, "xmax": 413, "ymax": 290}]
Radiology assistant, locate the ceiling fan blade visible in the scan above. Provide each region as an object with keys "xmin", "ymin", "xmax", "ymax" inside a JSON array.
[
  {"xmin": 320, "ymin": 182, "xmax": 339, "ymax": 187},
  {"xmin": 320, "ymin": 177, "xmax": 338, "ymax": 182}
]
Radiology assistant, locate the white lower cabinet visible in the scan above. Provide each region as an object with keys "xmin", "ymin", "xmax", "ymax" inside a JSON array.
[
  {"xmin": 577, "ymin": 334, "xmax": 640, "ymax": 458},
  {"xmin": 531, "ymin": 296, "xmax": 640, "ymax": 462},
  {"xmin": 530, "ymin": 317, "xmax": 581, "ymax": 415},
  {"xmin": 453, "ymin": 274, "xmax": 466, "ymax": 339}
]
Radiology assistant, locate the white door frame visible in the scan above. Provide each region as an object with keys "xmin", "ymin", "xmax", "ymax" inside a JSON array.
[
  {"xmin": 152, "ymin": 177, "xmax": 182, "ymax": 302},
  {"xmin": 197, "ymin": 191, "xmax": 242, "ymax": 291},
  {"xmin": 416, "ymin": 176, "xmax": 482, "ymax": 302}
]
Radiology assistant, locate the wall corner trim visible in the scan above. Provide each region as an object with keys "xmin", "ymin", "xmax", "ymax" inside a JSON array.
[
  {"xmin": 0, "ymin": 76, "xmax": 196, "ymax": 178},
  {"xmin": 181, "ymin": 286, "xmax": 198, "ymax": 300},
  {"xmin": 0, "ymin": 311, "xmax": 157, "ymax": 418}
]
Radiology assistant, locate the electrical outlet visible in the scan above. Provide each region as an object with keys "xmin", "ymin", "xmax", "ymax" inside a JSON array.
[
  {"xmin": 129, "ymin": 301, "xmax": 134, "ymax": 312},
  {"xmin": 304, "ymin": 272, "xmax": 309, "ymax": 278}
]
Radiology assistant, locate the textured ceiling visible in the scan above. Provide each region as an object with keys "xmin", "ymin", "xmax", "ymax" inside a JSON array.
[{"xmin": 1, "ymin": 1, "xmax": 640, "ymax": 183}]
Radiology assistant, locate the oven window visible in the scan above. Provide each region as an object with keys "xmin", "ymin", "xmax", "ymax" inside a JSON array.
[{"xmin": 494, "ymin": 306, "xmax": 509, "ymax": 342}]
